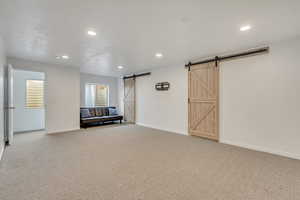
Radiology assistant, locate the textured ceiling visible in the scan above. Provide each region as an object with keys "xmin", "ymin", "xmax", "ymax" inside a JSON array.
[{"xmin": 0, "ymin": 0, "xmax": 300, "ymax": 77}]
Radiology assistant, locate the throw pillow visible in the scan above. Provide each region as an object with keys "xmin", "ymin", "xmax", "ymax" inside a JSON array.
[
  {"xmin": 81, "ymin": 109, "xmax": 91, "ymax": 118},
  {"xmin": 108, "ymin": 108, "xmax": 118, "ymax": 116}
]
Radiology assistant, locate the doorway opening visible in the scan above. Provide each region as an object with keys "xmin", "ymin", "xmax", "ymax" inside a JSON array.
[{"xmin": 13, "ymin": 69, "xmax": 46, "ymax": 135}]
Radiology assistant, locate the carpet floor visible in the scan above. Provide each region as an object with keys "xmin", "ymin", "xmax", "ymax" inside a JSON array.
[{"xmin": 0, "ymin": 124, "xmax": 300, "ymax": 200}]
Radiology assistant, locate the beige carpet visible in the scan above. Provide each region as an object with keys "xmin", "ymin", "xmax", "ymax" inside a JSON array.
[{"xmin": 0, "ymin": 125, "xmax": 300, "ymax": 200}]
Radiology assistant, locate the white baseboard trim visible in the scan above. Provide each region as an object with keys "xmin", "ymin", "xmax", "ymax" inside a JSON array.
[
  {"xmin": 220, "ymin": 139, "xmax": 300, "ymax": 160},
  {"xmin": 136, "ymin": 123, "xmax": 188, "ymax": 136},
  {"xmin": 14, "ymin": 129, "xmax": 46, "ymax": 134},
  {"xmin": 0, "ymin": 142, "xmax": 4, "ymax": 161},
  {"xmin": 47, "ymin": 127, "xmax": 80, "ymax": 135}
]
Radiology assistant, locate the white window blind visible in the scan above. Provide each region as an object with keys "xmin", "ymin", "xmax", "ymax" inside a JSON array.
[
  {"xmin": 26, "ymin": 80, "xmax": 44, "ymax": 108},
  {"xmin": 85, "ymin": 84, "xmax": 109, "ymax": 107},
  {"xmin": 95, "ymin": 85, "xmax": 108, "ymax": 106}
]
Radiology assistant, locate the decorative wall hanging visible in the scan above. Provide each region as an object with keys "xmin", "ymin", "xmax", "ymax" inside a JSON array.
[{"xmin": 155, "ymin": 82, "xmax": 170, "ymax": 91}]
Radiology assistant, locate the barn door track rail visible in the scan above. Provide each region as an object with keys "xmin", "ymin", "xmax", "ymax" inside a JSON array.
[
  {"xmin": 185, "ymin": 46, "xmax": 269, "ymax": 70},
  {"xmin": 123, "ymin": 72, "xmax": 151, "ymax": 80}
]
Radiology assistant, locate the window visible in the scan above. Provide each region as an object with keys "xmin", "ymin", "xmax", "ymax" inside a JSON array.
[
  {"xmin": 85, "ymin": 84, "xmax": 109, "ymax": 107},
  {"xmin": 26, "ymin": 80, "xmax": 44, "ymax": 108}
]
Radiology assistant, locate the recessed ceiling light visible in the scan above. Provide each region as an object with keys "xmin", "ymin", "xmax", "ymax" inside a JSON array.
[
  {"xmin": 56, "ymin": 56, "xmax": 61, "ymax": 59},
  {"xmin": 155, "ymin": 53, "xmax": 163, "ymax": 58},
  {"xmin": 117, "ymin": 65, "xmax": 124, "ymax": 69},
  {"xmin": 240, "ymin": 25, "xmax": 251, "ymax": 32},
  {"xmin": 61, "ymin": 55, "xmax": 69, "ymax": 59},
  {"xmin": 87, "ymin": 30, "xmax": 97, "ymax": 36}
]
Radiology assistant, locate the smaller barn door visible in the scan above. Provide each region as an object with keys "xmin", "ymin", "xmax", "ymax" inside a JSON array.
[
  {"xmin": 188, "ymin": 62, "xmax": 219, "ymax": 141},
  {"xmin": 124, "ymin": 78, "xmax": 136, "ymax": 123}
]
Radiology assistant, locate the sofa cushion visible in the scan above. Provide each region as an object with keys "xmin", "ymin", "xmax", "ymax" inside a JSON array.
[
  {"xmin": 104, "ymin": 107, "xmax": 110, "ymax": 116},
  {"xmin": 81, "ymin": 115, "xmax": 123, "ymax": 124},
  {"xmin": 88, "ymin": 108, "xmax": 96, "ymax": 117},
  {"xmin": 108, "ymin": 108, "xmax": 118, "ymax": 116},
  {"xmin": 81, "ymin": 117, "xmax": 100, "ymax": 121},
  {"xmin": 103, "ymin": 107, "xmax": 109, "ymax": 116},
  {"xmin": 95, "ymin": 107, "xmax": 104, "ymax": 116},
  {"xmin": 80, "ymin": 109, "xmax": 91, "ymax": 118}
]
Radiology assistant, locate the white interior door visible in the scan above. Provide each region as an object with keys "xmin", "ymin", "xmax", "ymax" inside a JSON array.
[{"xmin": 7, "ymin": 64, "xmax": 14, "ymax": 145}]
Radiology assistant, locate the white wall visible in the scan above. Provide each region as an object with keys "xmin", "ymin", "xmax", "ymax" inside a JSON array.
[
  {"xmin": 118, "ymin": 78, "xmax": 124, "ymax": 115},
  {"xmin": 80, "ymin": 73, "xmax": 119, "ymax": 110},
  {"xmin": 135, "ymin": 66, "xmax": 188, "ymax": 135},
  {"xmin": 8, "ymin": 58, "xmax": 80, "ymax": 134},
  {"xmin": 0, "ymin": 36, "xmax": 6, "ymax": 159},
  {"xmin": 220, "ymin": 37, "xmax": 300, "ymax": 159},
  {"xmin": 13, "ymin": 70, "xmax": 45, "ymax": 133},
  {"xmin": 133, "ymin": 37, "xmax": 300, "ymax": 159}
]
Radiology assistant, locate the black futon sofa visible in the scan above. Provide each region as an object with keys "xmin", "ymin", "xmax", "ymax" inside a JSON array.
[{"xmin": 80, "ymin": 107, "xmax": 123, "ymax": 128}]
